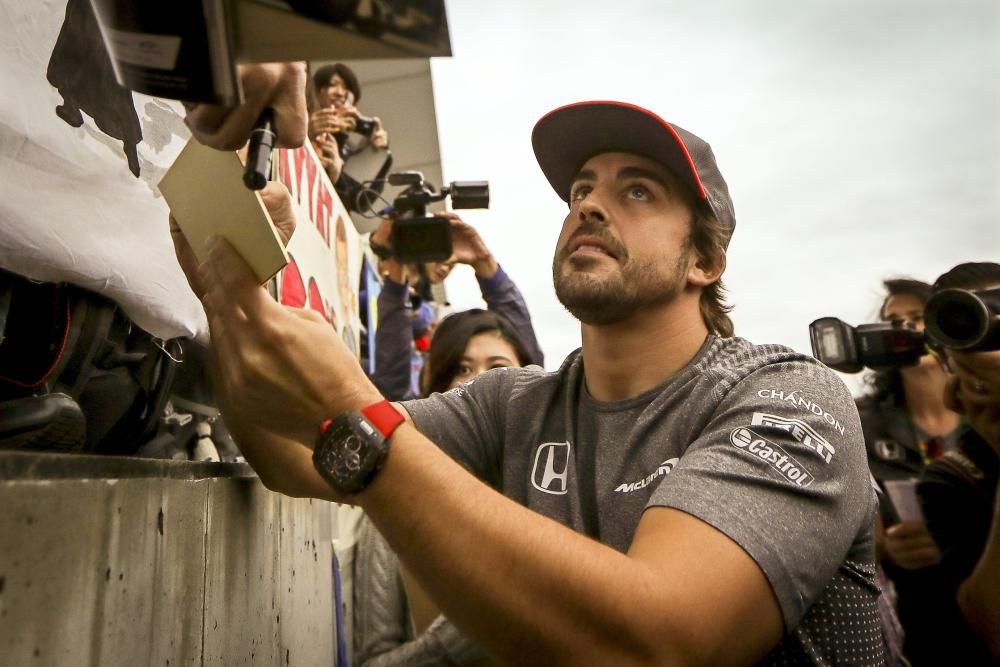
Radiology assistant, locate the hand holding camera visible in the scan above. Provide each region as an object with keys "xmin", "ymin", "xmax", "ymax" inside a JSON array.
[
  {"xmin": 367, "ymin": 172, "xmax": 489, "ymax": 265},
  {"xmin": 442, "ymin": 213, "xmax": 498, "ymax": 279}
]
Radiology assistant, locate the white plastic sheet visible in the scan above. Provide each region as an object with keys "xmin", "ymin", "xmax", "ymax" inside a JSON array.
[{"xmin": 0, "ymin": 0, "xmax": 207, "ymax": 340}]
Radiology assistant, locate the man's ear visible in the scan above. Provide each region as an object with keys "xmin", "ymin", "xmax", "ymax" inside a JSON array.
[{"xmin": 688, "ymin": 252, "xmax": 726, "ymax": 288}]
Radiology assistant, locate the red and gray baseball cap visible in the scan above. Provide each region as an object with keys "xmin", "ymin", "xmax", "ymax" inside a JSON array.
[{"xmin": 531, "ymin": 101, "xmax": 736, "ymax": 248}]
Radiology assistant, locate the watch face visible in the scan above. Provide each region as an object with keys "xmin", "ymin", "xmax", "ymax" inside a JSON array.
[{"xmin": 313, "ymin": 412, "xmax": 388, "ymax": 494}]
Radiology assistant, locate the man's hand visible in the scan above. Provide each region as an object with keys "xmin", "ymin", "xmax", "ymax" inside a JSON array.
[
  {"xmin": 172, "ymin": 182, "xmax": 381, "ymax": 447},
  {"xmin": 184, "ymin": 63, "xmax": 308, "ymax": 151},
  {"xmin": 197, "ymin": 238, "xmax": 382, "ymax": 446},
  {"xmin": 885, "ymin": 520, "xmax": 943, "ymax": 570}
]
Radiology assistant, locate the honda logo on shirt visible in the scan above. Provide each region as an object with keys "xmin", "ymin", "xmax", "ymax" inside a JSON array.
[{"xmin": 531, "ymin": 442, "xmax": 571, "ymax": 495}]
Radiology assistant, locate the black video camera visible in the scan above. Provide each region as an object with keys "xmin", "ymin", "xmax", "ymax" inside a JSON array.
[
  {"xmin": 809, "ymin": 287, "xmax": 1000, "ymax": 373},
  {"xmin": 382, "ymin": 171, "xmax": 489, "ymax": 264},
  {"xmin": 924, "ymin": 287, "xmax": 1000, "ymax": 351}
]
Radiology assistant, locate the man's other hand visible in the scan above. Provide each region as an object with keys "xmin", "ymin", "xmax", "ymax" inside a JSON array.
[{"xmin": 195, "ymin": 224, "xmax": 382, "ymax": 448}]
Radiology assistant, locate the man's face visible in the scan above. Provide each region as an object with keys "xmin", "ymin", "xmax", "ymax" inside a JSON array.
[
  {"xmin": 315, "ymin": 73, "xmax": 354, "ymax": 109},
  {"xmin": 552, "ymin": 152, "xmax": 696, "ymax": 325}
]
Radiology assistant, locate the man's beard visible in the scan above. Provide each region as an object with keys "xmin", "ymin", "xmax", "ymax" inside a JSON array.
[{"xmin": 552, "ymin": 227, "xmax": 691, "ymax": 326}]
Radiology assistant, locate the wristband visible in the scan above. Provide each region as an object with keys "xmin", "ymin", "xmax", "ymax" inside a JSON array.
[{"xmin": 359, "ymin": 400, "xmax": 404, "ymax": 439}]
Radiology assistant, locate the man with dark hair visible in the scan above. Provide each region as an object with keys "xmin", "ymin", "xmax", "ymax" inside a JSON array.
[
  {"xmin": 174, "ymin": 100, "xmax": 883, "ymax": 664},
  {"xmin": 917, "ymin": 261, "xmax": 1000, "ymax": 663}
]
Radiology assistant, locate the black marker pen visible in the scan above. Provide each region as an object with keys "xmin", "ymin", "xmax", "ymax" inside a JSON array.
[{"xmin": 244, "ymin": 108, "xmax": 276, "ymax": 190}]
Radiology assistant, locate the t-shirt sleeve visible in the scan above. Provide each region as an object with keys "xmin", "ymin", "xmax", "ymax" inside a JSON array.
[
  {"xmin": 399, "ymin": 367, "xmax": 525, "ymax": 488},
  {"xmin": 647, "ymin": 359, "xmax": 876, "ymax": 630}
]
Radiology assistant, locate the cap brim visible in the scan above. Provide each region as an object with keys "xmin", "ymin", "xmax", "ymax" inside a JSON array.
[{"xmin": 531, "ymin": 101, "xmax": 707, "ymax": 203}]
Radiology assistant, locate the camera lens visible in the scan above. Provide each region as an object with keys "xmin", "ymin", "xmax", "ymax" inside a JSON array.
[{"xmin": 925, "ymin": 288, "xmax": 990, "ymax": 349}]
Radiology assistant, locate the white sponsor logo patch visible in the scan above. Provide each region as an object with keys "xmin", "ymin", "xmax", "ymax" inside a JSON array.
[
  {"xmin": 756, "ymin": 389, "xmax": 846, "ymax": 435},
  {"xmin": 614, "ymin": 458, "xmax": 679, "ymax": 494},
  {"xmin": 531, "ymin": 442, "xmax": 571, "ymax": 495},
  {"xmin": 750, "ymin": 412, "xmax": 836, "ymax": 464},
  {"xmin": 730, "ymin": 427, "xmax": 814, "ymax": 487}
]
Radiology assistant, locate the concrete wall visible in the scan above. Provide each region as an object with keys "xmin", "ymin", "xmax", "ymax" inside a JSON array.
[{"xmin": 0, "ymin": 453, "xmax": 335, "ymax": 667}]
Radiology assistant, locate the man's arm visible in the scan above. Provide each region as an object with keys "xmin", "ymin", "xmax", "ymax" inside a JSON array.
[
  {"xmin": 361, "ymin": 421, "xmax": 783, "ymax": 666},
  {"xmin": 188, "ymin": 241, "xmax": 783, "ymax": 664}
]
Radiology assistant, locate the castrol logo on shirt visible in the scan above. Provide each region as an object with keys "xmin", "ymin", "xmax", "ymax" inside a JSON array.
[{"xmin": 730, "ymin": 427, "xmax": 815, "ymax": 488}]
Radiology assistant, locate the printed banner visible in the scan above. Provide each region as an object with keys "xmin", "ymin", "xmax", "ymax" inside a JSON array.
[
  {"xmin": 0, "ymin": 0, "xmax": 205, "ymax": 340},
  {"xmin": 275, "ymin": 143, "xmax": 363, "ymax": 358}
]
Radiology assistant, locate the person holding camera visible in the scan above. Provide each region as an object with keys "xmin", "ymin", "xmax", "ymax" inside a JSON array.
[
  {"xmin": 916, "ymin": 262, "xmax": 1000, "ymax": 664},
  {"xmin": 368, "ymin": 212, "xmax": 544, "ymax": 402},
  {"xmin": 854, "ymin": 278, "xmax": 964, "ymax": 664},
  {"xmin": 308, "ymin": 62, "xmax": 392, "ymax": 212},
  {"xmin": 172, "ymin": 95, "xmax": 886, "ymax": 664}
]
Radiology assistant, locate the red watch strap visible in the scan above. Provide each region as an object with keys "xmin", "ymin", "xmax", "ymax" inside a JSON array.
[{"xmin": 360, "ymin": 400, "xmax": 405, "ymax": 438}]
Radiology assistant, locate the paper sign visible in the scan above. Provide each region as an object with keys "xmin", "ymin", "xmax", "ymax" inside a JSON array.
[{"xmin": 159, "ymin": 138, "xmax": 289, "ymax": 284}]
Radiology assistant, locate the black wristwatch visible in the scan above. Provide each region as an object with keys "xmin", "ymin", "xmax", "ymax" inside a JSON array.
[{"xmin": 313, "ymin": 400, "xmax": 404, "ymax": 494}]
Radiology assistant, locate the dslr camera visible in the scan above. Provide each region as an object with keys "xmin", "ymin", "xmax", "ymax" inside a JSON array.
[
  {"xmin": 810, "ymin": 287, "xmax": 1000, "ymax": 373},
  {"xmin": 379, "ymin": 171, "xmax": 489, "ymax": 264},
  {"xmin": 354, "ymin": 114, "xmax": 377, "ymax": 138}
]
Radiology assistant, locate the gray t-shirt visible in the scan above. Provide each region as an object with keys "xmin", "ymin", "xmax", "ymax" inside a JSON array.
[{"xmin": 403, "ymin": 336, "xmax": 885, "ymax": 665}]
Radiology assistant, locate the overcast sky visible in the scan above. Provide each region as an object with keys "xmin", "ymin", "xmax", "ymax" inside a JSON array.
[{"xmin": 426, "ymin": 0, "xmax": 999, "ymax": 393}]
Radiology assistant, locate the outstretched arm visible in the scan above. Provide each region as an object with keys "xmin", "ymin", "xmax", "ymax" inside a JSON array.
[{"xmin": 174, "ymin": 188, "xmax": 784, "ymax": 665}]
